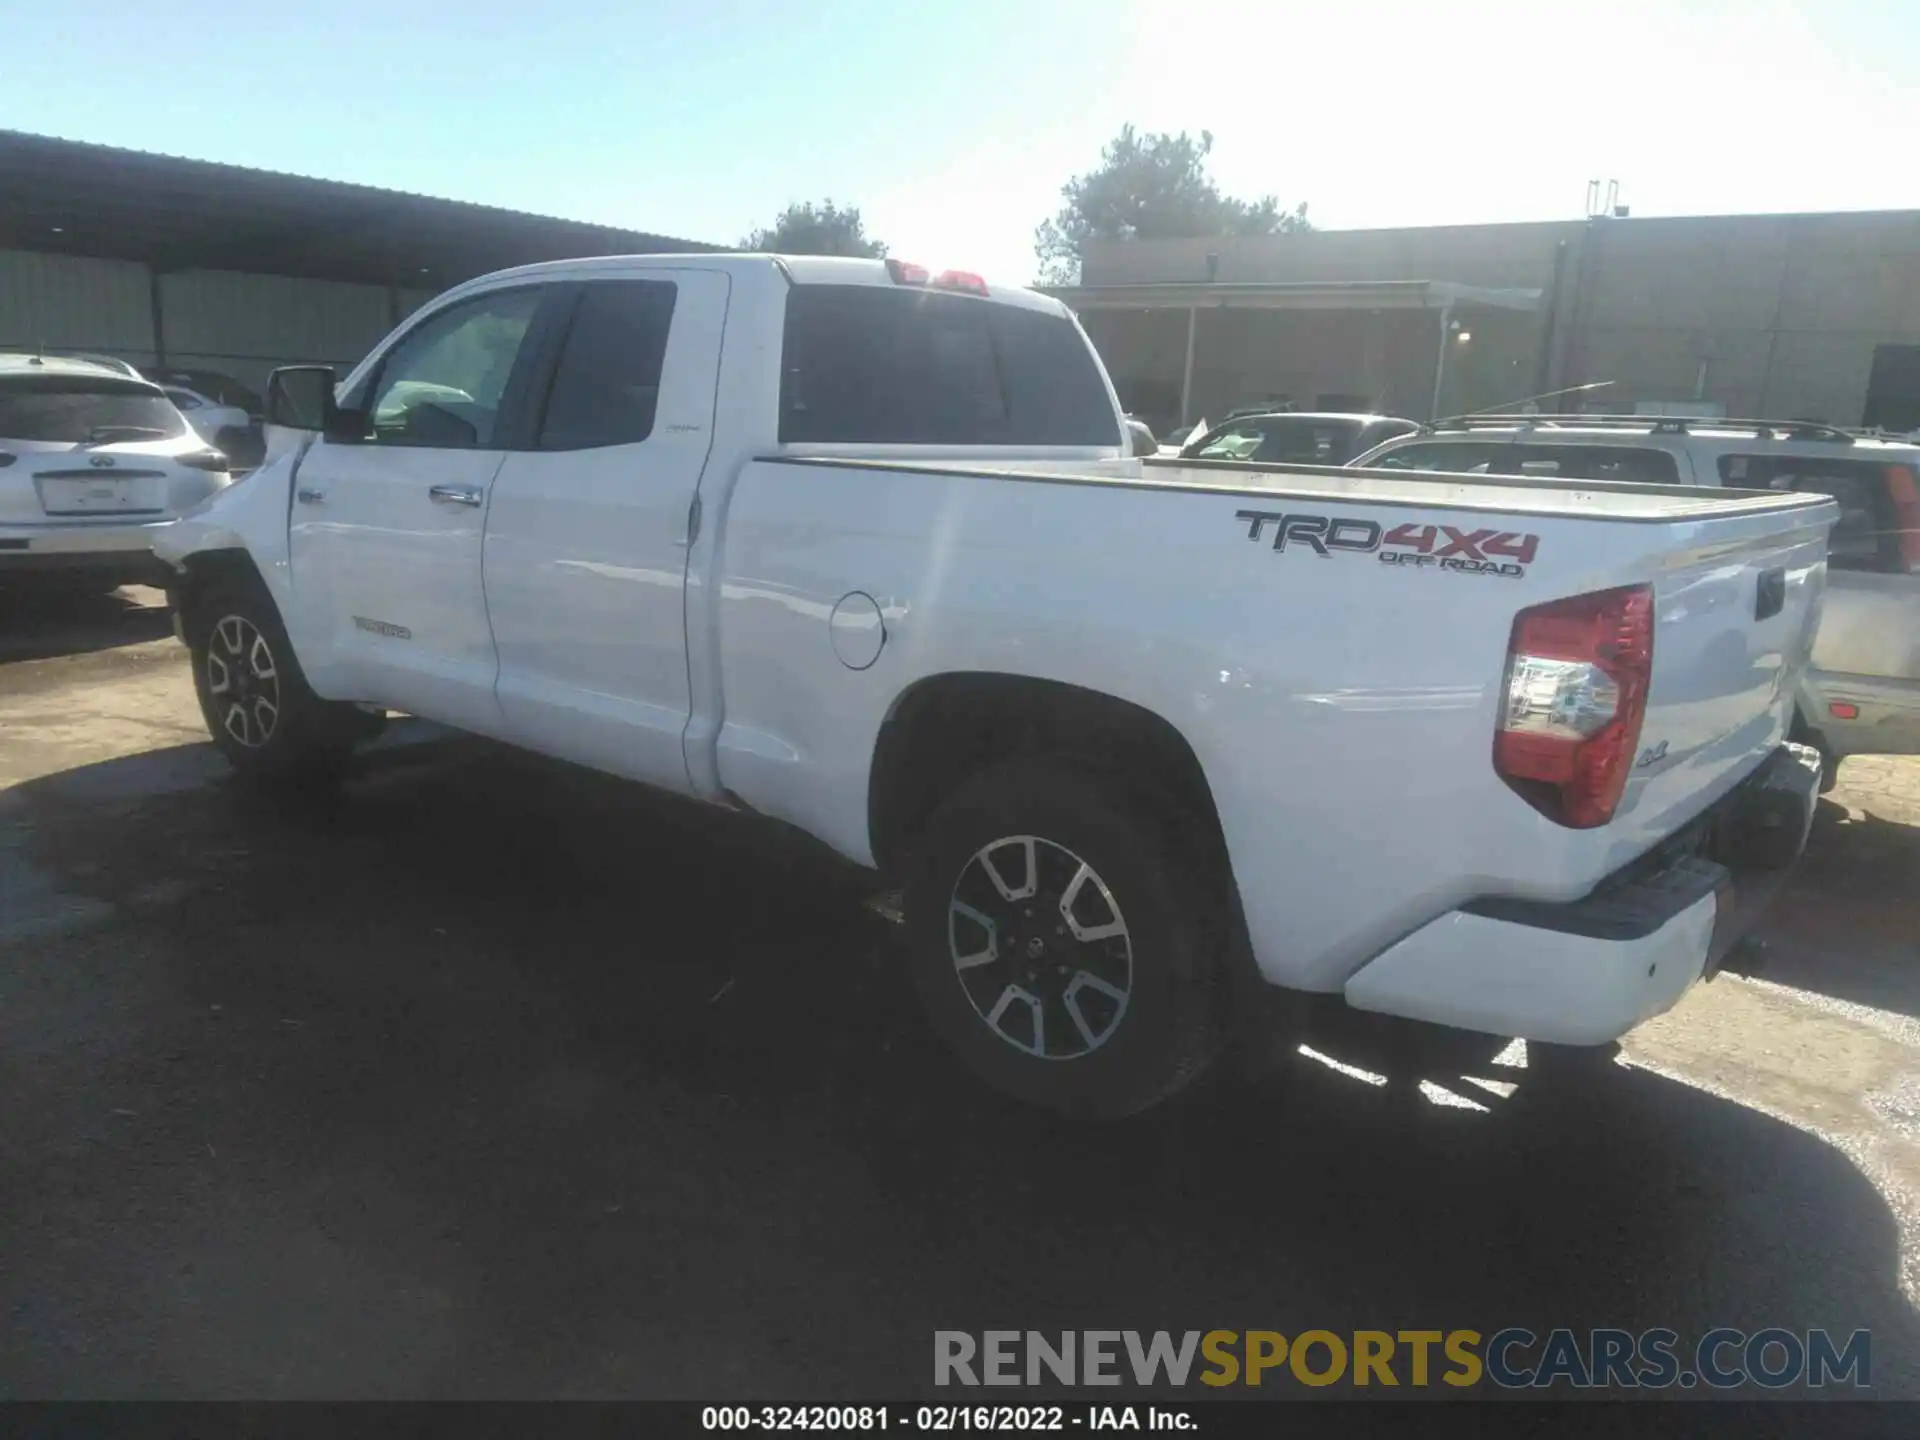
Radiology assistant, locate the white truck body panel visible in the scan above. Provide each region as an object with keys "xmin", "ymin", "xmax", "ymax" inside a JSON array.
[
  {"xmin": 711, "ymin": 457, "xmax": 1828, "ymax": 992},
  {"xmin": 1354, "ymin": 422, "xmax": 1920, "ymax": 770},
  {"xmin": 154, "ymin": 254, "xmax": 1835, "ymax": 1056}
]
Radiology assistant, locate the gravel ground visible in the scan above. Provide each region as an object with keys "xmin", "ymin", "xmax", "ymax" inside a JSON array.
[{"xmin": 3, "ymin": 587, "xmax": 1919, "ymax": 1400}]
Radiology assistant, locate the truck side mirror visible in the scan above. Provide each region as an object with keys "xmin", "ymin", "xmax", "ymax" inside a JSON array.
[
  {"xmin": 265, "ymin": 365, "xmax": 339, "ymax": 434},
  {"xmin": 1124, "ymin": 418, "xmax": 1158, "ymax": 456}
]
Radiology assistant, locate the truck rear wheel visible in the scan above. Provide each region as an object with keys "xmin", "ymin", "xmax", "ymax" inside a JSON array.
[
  {"xmin": 186, "ymin": 581, "xmax": 373, "ymax": 785},
  {"xmin": 904, "ymin": 759, "xmax": 1227, "ymax": 1119}
]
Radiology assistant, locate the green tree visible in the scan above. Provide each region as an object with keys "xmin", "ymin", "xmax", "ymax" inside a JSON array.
[
  {"xmin": 1034, "ymin": 126, "xmax": 1309, "ymax": 284},
  {"xmin": 741, "ymin": 199, "xmax": 888, "ymax": 258}
]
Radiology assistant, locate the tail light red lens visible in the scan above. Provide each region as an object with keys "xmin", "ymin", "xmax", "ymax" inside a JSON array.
[
  {"xmin": 932, "ymin": 269, "xmax": 989, "ymax": 295},
  {"xmin": 885, "ymin": 260, "xmax": 988, "ymax": 295},
  {"xmin": 1885, "ymin": 464, "xmax": 1920, "ymax": 572},
  {"xmin": 1493, "ymin": 583, "xmax": 1654, "ymax": 829}
]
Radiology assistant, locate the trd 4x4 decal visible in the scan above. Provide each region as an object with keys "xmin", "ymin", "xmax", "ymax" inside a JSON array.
[{"xmin": 1234, "ymin": 510, "xmax": 1539, "ymax": 578}]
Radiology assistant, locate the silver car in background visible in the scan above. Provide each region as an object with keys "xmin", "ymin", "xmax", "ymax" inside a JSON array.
[{"xmin": 0, "ymin": 355, "xmax": 234, "ymax": 594}]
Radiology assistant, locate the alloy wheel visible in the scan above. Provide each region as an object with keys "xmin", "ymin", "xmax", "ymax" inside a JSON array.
[
  {"xmin": 948, "ymin": 834, "xmax": 1133, "ymax": 1060},
  {"xmin": 205, "ymin": 614, "xmax": 281, "ymax": 749}
]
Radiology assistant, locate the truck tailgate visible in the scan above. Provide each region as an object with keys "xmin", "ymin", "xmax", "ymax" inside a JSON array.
[
  {"xmin": 1135, "ymin": 457, "xmax": 1838, "ymax": 898},
  {"xmin": 1569, "ymin": 498, "xmax": 1834, "ymax": 856}
]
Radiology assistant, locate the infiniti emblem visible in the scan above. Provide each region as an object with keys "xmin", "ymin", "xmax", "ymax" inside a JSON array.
[{"xmin": 88, "ymin": 455, "xmax": 116, "ymax": 468}]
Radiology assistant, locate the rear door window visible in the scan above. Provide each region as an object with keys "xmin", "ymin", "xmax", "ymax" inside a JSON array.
[
  {"xmin": 1718, "ymin": 454, "xmax": 1907, "ymax": 572},
  {"xmin": 0, "ymin": 376, "xmax": 188, "ymax": 442},
  {"xmin": 779, "ymin": 285, "xmax": 1118, "ymax": 446},
  {"xmin": 535, "ymin": 280, "xmax": 678, "ymax": 450}
]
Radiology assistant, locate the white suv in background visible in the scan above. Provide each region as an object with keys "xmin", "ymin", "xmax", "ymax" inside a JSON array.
[
  {"xmin": 1352, "ymin": 415, "xmax": 1920, "ymax": 788},
  {"xmin": 0, "ymin": 355, "xmax": 235, "ymax": 593},
  {"xmin": 145, "ymin": 369, "xmax": 267, "ymax": 471}
]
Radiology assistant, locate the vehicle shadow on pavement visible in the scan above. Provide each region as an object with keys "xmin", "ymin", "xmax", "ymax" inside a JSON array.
[
  {"xmin": 0, "ymin": 584, "xmax": 171, "ymax": 664},
  {"xmin": 3, "ymin": 736, "xmax": 1917, "ymax": 1400},
  {"xmin": 1746, "ymin": 797, "xmax": 1920, "ymax": 1020}
]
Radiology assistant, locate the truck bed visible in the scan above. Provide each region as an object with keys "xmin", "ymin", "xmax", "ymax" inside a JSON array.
[
  {"xmin": 775, "ymin": 452, "xmax": 1833, "ymax": 524},
  {"xmin": 731, "ymin": 451, "xmax": 1836, "ymax": 994}
]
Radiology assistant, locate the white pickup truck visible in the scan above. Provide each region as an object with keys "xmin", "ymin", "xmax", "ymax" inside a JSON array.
[{"xmin": 155, "ymin": 253, "xmax": 1835, "ymax": 1118}]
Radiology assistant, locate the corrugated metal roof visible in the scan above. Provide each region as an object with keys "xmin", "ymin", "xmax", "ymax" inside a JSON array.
[{"xmin": 0, "ymin": 130, "xmax": 720, "ymax": 288}]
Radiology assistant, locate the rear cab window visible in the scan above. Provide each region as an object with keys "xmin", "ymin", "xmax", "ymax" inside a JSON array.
[
  {"xmin": 779, "ymin": 286, "xmax": 1119, "ymax": 446},
  {"xmin": 1719, "ymin": 453, "xmax": 1917, "ymax": 573},
  {"xmin": 0, "ymin": 374, "xmax": 188, "ymax": 443}
]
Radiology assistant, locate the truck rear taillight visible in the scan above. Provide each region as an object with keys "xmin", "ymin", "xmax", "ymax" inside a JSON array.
[
  {"xmin": 1885, "ymin": 464, "xmax": 1920, "ymax": 571},
  {"xmin": 1493, "ymin": 584, "xmax": 1654, "ymax": 829}
]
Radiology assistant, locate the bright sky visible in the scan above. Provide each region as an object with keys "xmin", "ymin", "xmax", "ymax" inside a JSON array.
[{"xmin": 3, "ymin": 0, "xmax": 1917, "ymax": 285}]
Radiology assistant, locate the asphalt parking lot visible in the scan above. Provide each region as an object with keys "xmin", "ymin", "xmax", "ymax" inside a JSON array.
[{"xmin": 5, "ymin": 586, "xmax": 1920, "ymax": 1401}]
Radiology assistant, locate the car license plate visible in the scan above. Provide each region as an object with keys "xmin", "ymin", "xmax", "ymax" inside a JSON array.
[{"xmin": 39, "ymin": 477, "xmax": 149, "ymax": 515}]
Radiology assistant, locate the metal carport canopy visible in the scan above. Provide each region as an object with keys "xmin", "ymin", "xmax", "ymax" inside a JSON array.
[
  {"xmin": 1046, "ymin": 279, "xmax": 1546, "ymax": 424},
  {"xmin": 0, "ymin": 129, "xmax": 717, "ymax": 288}
]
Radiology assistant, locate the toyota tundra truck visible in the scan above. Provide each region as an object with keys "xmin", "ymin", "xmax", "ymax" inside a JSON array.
[{"xmin": 153, "ymin": 254, "xmax": 1835, "ymax": 1118}]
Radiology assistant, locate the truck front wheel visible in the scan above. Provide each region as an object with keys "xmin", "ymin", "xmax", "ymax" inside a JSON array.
[
  {"xmin": 904, "ymin": 759, "xmax": 1227, "ymax": 1119},
  {"xmin": 186, "ymin": 582, "xmax": 373, "ymax": 785}
]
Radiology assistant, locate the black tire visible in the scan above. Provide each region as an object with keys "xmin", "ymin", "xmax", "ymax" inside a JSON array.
[
  {"xmin": 904, "ymin": 758, "xmax": 1228, "ymax": 1119},
  {"xmin": 1791, "ymin": 714, "xmax": 1841, "ymax": 794},
  {"xmin": 1818, "ymin": 749, "xmax": 1841, "ymax": 794},
  {"xmin": 186, "ymin": 579, "xmax": 370, "ymax": 784}
]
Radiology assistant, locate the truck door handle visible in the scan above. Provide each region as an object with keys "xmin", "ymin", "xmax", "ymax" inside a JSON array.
[
  {"xmin": 295, "ymin": 488, "xmax": 325, "ymax": 505},
  {"xmin": 428, "ymin": 485, "xmax": 484, "ymax": 508}
]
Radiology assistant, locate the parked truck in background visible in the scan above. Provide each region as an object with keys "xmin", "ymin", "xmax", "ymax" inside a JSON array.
[{"xmin": 155, "ymin": 254, "xmax": 1834, "ymax": 1118}]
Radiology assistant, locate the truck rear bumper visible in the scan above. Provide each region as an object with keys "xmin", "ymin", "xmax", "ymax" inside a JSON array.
[{"xmin": 1341, "ymin": 742, "xmax": 1821, "ymax": 1046}]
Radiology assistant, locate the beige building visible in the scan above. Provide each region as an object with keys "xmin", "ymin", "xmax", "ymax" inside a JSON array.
[{"xmin": 1056, "ymin": 211, "xmax": 1920, "ymax": 435}]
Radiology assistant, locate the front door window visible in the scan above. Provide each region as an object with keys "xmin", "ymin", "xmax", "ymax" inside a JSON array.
[{"xmin": 355, "ymin": 290, "xmax": 544, "ymax": 449}]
